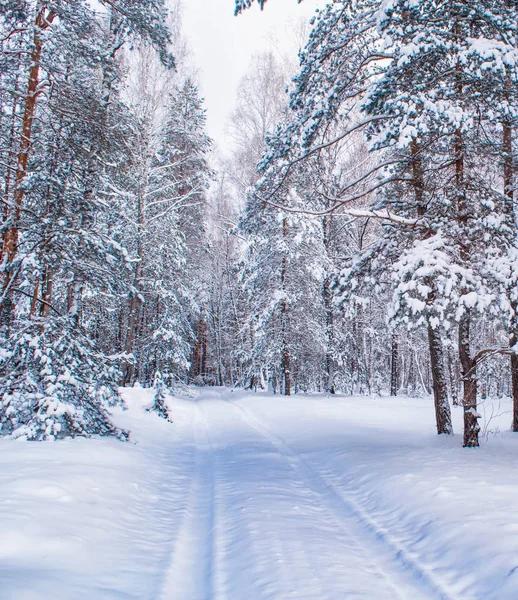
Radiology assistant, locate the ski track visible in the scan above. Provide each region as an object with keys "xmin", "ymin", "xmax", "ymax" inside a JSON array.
[
  {"xmin": 174, "ymin": 390, "xmax": 447, "ymax": 600},
  {"xmin": 226, "ymin": 396, "xmax": 460, "ymax": 600},
  {"xmin": 157, "ymin": 400, "xmax": 218, "ymax": 600},
  {"xmin": 127, "ymin": 389, "xmax": 460, "ymax": 600}
]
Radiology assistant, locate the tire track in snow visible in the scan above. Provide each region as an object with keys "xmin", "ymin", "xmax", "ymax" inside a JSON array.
[
  {"xmin": 157, "ymin": 401, "xmax": 218, "ymax": 600},
  {"xmin": 229, "ymin": 398, "xmax": 459, "ymax": 600}
]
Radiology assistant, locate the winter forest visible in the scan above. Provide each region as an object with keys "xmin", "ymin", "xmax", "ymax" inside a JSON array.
[
  {"xmin": 3, "ymin": 1, "xmax": 518, "ymax": 597},
  {"xmin": 4, "ymin": 0, "xmax": 518, "ymax": 447}
]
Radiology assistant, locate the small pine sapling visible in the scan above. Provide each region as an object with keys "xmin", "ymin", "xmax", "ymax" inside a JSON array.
[{"xmin": 147, "ymin": 371, "xmax": 173, "ymax": 422}]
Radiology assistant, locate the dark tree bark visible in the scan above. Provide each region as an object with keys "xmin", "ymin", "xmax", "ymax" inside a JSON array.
[
  {"xmin": 190, "ymin": 318, "xmax": 209, "ymax": 383},
  {"xmin": 502, "ymin": 102, "xmax": 518, "ymax": 431},
  {"xmin": 39, "ymin": 265, "xmax": 53, "ymax": 319},
  {"xmin": 455, "ymin": 121, "xmax": 479, "ymax": 447},
  {"xmin": 447, "ymin": 346, "xmax": 460, "ymax": 406},
  {"xmin": 281, "ymin": 342, "xmax": 291, "ymax": 396},
  {"xmin": 411, "ymin": 140, "xmax": 453, "ymax": 434},
  {"xmin": 511, "ymin": 352, "xmax": 518, "ymax": 432},
  {"xmin": 390, "ymin": 332, "xmax": 398, "ymax": 396},
  {"xmin": 459, "ymin": 317, "xmax": 479, "ymax": 447},
  {"xmin": 428, "ymin": 325, "xmax": 453, "ymax": 434}
]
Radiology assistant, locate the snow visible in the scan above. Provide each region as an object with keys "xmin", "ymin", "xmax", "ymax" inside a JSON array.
[{"xmin": 2, "ymin": 387, "xmax": 518, "ymax": 598}]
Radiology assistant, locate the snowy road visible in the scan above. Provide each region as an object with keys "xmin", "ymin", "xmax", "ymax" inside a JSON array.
[
  {"xmin": 161, "ymin": 391, "xmax": 453, "ymax": 600},
  {"xmin": 3, "ymin": 388, "xmax": 518, "ymax": 599}
]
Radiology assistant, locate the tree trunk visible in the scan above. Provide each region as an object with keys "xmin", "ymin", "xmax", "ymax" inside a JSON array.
[
  {"xmin": 407, "ymin": 348, "xmax": 415, "ymax": 396},
  {"xmin": 451, "ymin": 24, "xmax": 479, "ymax": 447},
  {"xmin": 67, "ymin": 278, "xmax": 82, "ymax": 317},
  {"xmin": 502, "ymin": 110, "xmax": 518, "ymax": 431},
  {"xmin": 511, "ymin": 338, "xmax": 518, "ymax": 432},
  {"xmin": 122, "ymin": 178, "xmax": 146, "ymax": 386},
  {"xmin": 390, "ymin": 332, "xmax": 399, "ymax": 396},
  {"xmin": 456, "ymin": 119, "xmax": 479, "ymax": 446},
  {"xmin": 322, "ymin": 216, "xmax": 335, "ymax": 394},
  {"xmin": 39, "ymin": 265, "xmax": 53, "ymax": 319},
  {"xmin": 447, "ymin": 346, "xmax": 460, "ymax": 406},
  {"xmin": 122, "ymin": 260, "xmax": 142, "ymax": 386},
  {"xmin": 190, "ymin": 318, "xmax": 209, "ymax": 383},
  {"xmin": 1, "ymin": 5, "xmax": 56, "ymax": 318},
  {"xmin": 200, "ymin": 319, "xmax": 208, "ymax": 377},
  {"xmin": 323, "ymin": 275, "xmax": 335, "ymax": 394},
  {"xmin": 428, "ymin": 324, "xmax": 453, "ymax": 434},
  {"xmin": 459, "ymin": 316, "xmax": 479, "ymax": 447},
  {"xmin": 280, "ymin": 217, "xmax": 291, "ymax": 396},
  {"xmin": 282, "ymin": 341, "xmax": 291, "ymax": 396},
  {"xmin": 350, "ymin": 310, "xmax": 358, "ymax": 394},
  {"xmin": 2, "ymin": 61, "xmax": 22, "ymax": 224},
  {"xmin": 29, "ymin": 277, "xmax": 41, "ymax": 318},
  {"xmin": 411, "ymin": 140, "xmax": 452, "ymax": 433}
]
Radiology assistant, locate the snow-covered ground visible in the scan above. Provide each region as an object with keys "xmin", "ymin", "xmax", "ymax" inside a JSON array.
[{"xmin": 1, "ymin": 388, "xmax": 518, "ymax": 599}]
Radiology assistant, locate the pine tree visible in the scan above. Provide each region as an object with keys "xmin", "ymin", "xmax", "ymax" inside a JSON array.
[
  {"xmin": 239, "ymin": 0, "xmax": 518, "ymax": 445},
  {"xmin": 0, "ymin": 0, "xmax": 176, "ymax": 439},
  {"xmin": 147, "ymin": 371, "xmax": 172, "ymax": 421},
  {"xmin": 367, "ymin": 0, "xmax": 518, "ymax": 446},
  {"xmin": 115, "ymin": 78, "xmax": 212, "ymax": 387},
  {"xmin": 241, "ymin": 170, "xmax": 328, "ymax": 394}
]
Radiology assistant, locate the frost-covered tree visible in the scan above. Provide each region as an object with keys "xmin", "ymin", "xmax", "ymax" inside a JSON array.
[
  {"xmin": 238, "ymin": 0, "xmax": 518, "ymax": 446},
  {"xmin": 112, "ymin": 78, "xmax": 212, "ymax": 388},
  {"xmin": 0, "ymin": 0, "xmax": 176, "ymax": 439},
  {"xmin": 225, "ymin": 53, "xmax": 288, "ymax": 200},
  {"xmin": 365, "ymin": 0, "xmax": 518, "ymax": 446},
  {"xmin": 241, "ymin": 182, "xmax": 327, "ymax": 394}
]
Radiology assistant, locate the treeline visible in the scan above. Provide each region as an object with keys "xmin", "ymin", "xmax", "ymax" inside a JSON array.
[
  {"xmin": 2, "ymin": 0, "xmax": 518, "ymax": 449},
  {"xmin": 224, "ymin": 0, "xmax": 518, "ymax": 448},
  {"xmin": 0, "ymin": 1, "xmax": 211, "ymax": 439}
]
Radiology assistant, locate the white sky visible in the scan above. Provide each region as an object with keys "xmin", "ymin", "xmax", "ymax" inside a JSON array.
[{"xmin": 182, "ymin": 0, "xmax": 323, "ymax": 151}]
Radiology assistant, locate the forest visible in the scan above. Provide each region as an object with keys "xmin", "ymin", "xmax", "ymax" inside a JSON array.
[{"xmin": 2, "ymin": 0, "xmax": 518, "ymax": 451}]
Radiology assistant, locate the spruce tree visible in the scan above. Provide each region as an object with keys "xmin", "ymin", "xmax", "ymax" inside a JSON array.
[{"xmin": 0, "ymin": 0, "xmax": 176, "ymax": 439}]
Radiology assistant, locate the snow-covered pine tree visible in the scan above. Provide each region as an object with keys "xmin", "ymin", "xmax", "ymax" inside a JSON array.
[
  {"xmin": 366, "ymin": 0, "xmax": 518, "ymax": 446},
  {"xmin": 222, "ymin": 52, "xmax": 292, "ymax": 389},
  {"xmin": 114, "ymin": 77, "xmax": 212, "ymax": 388},
  {"xmin": 464, "ymin": 0, "xmax": 518, "ymax": 431},
  {"xmin": 248, "ymin": 1, "xmax": 432, "ymax": 401},
  {"xmin": 147, "ymin": 370, "xmax": 172, "ymax": 421},
  {"xmin": 241, "ymin": 0, "xmax": 518, "ymax": 445},
  {"xmin": 157, "ymin": 80, "xmax": 213, "ymax": 386},
  {"xmin": 0, "ymin": 0, "xmax": 176, "ymax": 439},
  {"xmin": 241, "ymin": 164, "xmax": 328, "ymax": 394},
  {"xmin": 0, "ymin": 3, "xmax": 131, "ymax": 439}
]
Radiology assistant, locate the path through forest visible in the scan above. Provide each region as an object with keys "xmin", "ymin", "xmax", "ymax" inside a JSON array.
[{"xmin": 2, "ymin": 388, "xmax": 518, "ymax": 599}]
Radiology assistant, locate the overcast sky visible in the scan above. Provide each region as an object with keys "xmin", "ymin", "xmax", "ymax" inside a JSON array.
[{"xmin": 182, "ymin": 0, "xmax": 323, "ymax": 152}]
